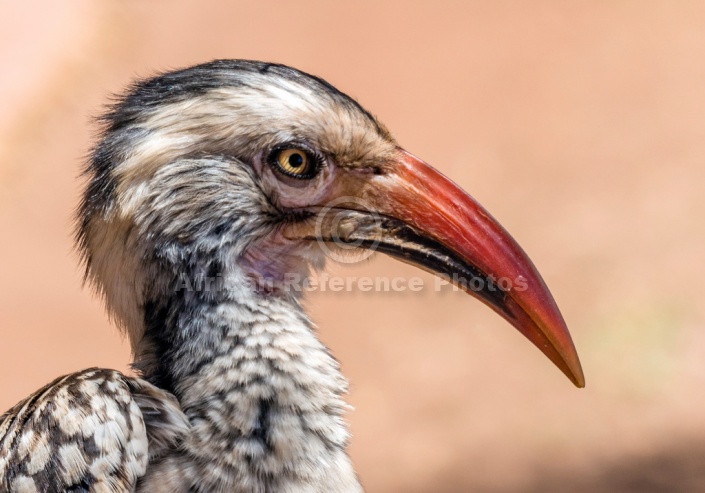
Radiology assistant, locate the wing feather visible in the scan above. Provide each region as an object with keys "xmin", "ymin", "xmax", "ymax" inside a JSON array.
[{"xmin": 0, "ymin": 368, "xmax": 187, "ymax": 493}]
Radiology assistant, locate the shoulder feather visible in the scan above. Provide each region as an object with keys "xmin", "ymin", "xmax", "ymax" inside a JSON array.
[{"xmin": 0, "ymin": 368, "xmax": 187, "ymax": 493}]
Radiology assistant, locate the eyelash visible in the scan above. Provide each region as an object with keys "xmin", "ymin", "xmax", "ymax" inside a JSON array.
[{"xmin": 267, "ymin": 143, "xmax": 325, "ymax": 180}]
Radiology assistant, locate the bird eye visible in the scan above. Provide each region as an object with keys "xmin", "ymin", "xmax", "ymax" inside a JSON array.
[{"xmin": 269, "ymin": 147, "xmax": 320, "ymax": 179}]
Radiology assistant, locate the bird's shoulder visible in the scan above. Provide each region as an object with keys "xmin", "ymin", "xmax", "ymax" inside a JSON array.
[{"xmin": 0, "ymin": 368, "xmax": 188, "ymax": 493}]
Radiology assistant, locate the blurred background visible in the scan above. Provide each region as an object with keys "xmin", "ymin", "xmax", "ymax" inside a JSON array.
[{"xmin": 1, "ymin": 1, "xmax": 704, "ymax": 491}]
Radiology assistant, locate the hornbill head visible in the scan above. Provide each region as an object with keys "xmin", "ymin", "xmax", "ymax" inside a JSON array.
[{"xmin": 79, "ymin": 60, "xmax": 584, "ymax": 387}]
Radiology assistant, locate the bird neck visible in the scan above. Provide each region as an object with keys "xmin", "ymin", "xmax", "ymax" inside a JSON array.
[{"xmin": 133, "ymin": 260, "xmax": 361, "ymax": 490}]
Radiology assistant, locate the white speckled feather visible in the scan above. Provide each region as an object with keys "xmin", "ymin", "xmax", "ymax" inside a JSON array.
[{"xmin": 0, "ymin": 369, "xmax": 186, "ymax": 492}]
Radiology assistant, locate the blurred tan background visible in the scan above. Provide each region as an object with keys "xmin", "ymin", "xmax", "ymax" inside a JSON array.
[{"xmin": 1, "ymin": 1, "xmax": 704, "ymax": 491}]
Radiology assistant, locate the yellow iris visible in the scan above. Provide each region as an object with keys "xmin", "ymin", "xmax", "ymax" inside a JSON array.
[{"xmin": 276, "ymin": 148, "xmax": 312, "ymax": 176}]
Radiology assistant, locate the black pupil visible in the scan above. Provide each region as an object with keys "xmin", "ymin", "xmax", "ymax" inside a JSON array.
[{"xmin": 288, "ymin": 152, "xmax": 304, "ymax": 168}]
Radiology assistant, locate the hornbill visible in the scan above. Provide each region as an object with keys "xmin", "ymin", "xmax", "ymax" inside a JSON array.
[{"xmin": 0, "ymin": 60, "xmax": 584, "ymax": 493}]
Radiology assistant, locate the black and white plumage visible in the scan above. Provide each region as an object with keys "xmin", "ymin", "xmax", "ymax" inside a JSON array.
[
  {"xmin": 0, "ymin": 369, "xmax": 186, "ymax": 492},
  {"xmin": 0, "ymin": 60, "xmax": 584, "ymax": 493}
]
